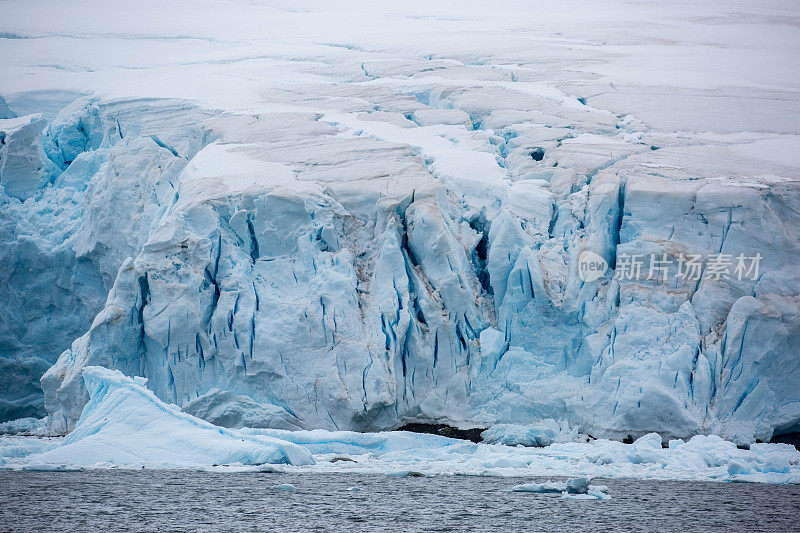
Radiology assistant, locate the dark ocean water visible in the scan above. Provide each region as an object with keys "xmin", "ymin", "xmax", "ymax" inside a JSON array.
[{"xmin": 1, "ymin": 471, "xmax": 798, "ymax": 532}]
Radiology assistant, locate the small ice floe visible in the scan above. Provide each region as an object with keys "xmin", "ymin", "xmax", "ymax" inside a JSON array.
[
  {"xmin": 274, "ymin": 483, "xmax": 296, "ymax": 491},
  {"xmin": 566, "ymin": 477, "xmax": 590, "ymax": 494},
  {"xmin": 254, "ymin": 464, "xmax": 282, "ymax": 473},
  {"xmin": 387, "ymin": 470, "xmax": 426, "ymax": 478},
  {"xmin": 561, "ymin": 487, "xmax": 611, "ymax": 500},
  {"xmin": 509, "ymin": 481, "xmax": 566, "ymax": 493},
  {"xmin": 509, "ymin": 477, "xmax": 611, "ymax": 500},
  {"xmin": 20, "ymin": 463, "xmax": 80, "ymax": 472},
  {"xmin": 346, "ymin": 486, "xmax": 362, "ymax": 492},
  {"xmin": 562, "ymin": 477, "xmax": 610, "ymax": 500}
]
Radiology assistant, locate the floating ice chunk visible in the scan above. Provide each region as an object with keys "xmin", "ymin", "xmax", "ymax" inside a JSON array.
[
  {"xmin": 251, "ymin": 464, "xmax": 283, "ymax": 473},
  {"xmin": 668, "ymin": 439, "xmax": 686, "ymax": 449},
  {"xmin": 566, "ymin": 477, "xmax": 591, "ymax": 494},
  {"xmin": 562, "ymin": 477, "xmax": 611, "ymax": 499},
  {"xmin": 509, "ymin": 481, "xmax": 566, "ymax": 493},
  {"xmin": 0, "ymin": 435, "xmax": 61, "ymax": 462},
  {"xmin": 561, "ymin": 487, "xmax": 611, "ymax": 500},
  {"xmin": 26, "ymin": 367, "xmax": 315, "ymax": 468},
  {"xmin": 285, "ymin": 430, "xmax": 800, "ymax": 484},
  {"xmin": 20, "ymin": 463, "xmax": 80, "ymax": 472},
  {"xmin": 0, "ymin": 416, "xmax": 49, "ymax": 436},
  {"xmin": 274, "ymin": 484, "xmax": 296, "ymax": 491},
  {"xmin": 510, "ymin": 477, "xmax": 610, "ymax": 499},
  {"xmin": 633, "ymin": 433, "xmax": 664, "ymax": 449},
  {"xmin": 482, "ymin": 420, "xmax": 578, "ymax": 447},
  {"xmin": 727, "ymin": 461, "xmax": 750, "ymax": 475}
]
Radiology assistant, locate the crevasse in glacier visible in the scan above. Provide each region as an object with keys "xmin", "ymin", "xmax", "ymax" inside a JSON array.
[
  {"xmin": 1, "ymin": 64, "xmax": 798, "ymax": 445},
  {"xmin": 0, "ymin": 96, "xmax": 215, "ymax": 421}
]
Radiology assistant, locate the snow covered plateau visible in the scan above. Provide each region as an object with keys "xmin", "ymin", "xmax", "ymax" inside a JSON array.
[{"xmin": 1, "ymin": 0, "xmax": 799, "ymax": 474}]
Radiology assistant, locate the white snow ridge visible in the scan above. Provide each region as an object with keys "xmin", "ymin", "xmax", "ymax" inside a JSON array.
[{"xmin": 0, "ymin": 0, "xmax": 799, "ymax": 481}]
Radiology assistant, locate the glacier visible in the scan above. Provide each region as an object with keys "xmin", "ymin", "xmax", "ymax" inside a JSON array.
[
  {"xmin": 0, "ymin": 0, "xmax": 799, "ymax": 457},
  {"xmin": 24, "ymin": 92, "xmax": 798, "ymax": 444}
]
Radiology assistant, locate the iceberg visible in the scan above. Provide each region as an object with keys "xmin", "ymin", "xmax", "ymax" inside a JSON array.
[{"xmin": 23, "ymin": 367, "xmax": 314, "ymax": 468}]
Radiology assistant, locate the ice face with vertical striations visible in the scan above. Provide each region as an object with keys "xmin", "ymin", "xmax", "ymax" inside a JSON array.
[
  {"xmin": 1, "ymin": 97, "xmax": 215, "ymax": 422},
  {"xmin": 0, "ymin": 0, "xmax": 798, "ymax": 446}
]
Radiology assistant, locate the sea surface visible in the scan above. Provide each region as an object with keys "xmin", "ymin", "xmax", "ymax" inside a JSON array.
[{"xmin": 1, "ymin": 471, "xmax": 798, "ymax": 532}]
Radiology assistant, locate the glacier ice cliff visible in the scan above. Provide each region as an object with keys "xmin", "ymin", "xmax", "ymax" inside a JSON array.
[
  {"xmin": 0, "ymin": 0, "xmax": 798, "ymax": 447},
  {"xmin": 0, "ymin": 91, "xmax": 791, "ymax": 446},
  {"xmin": 1, "ymin": 97, "xmax": 215, "ymax": 421}
]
